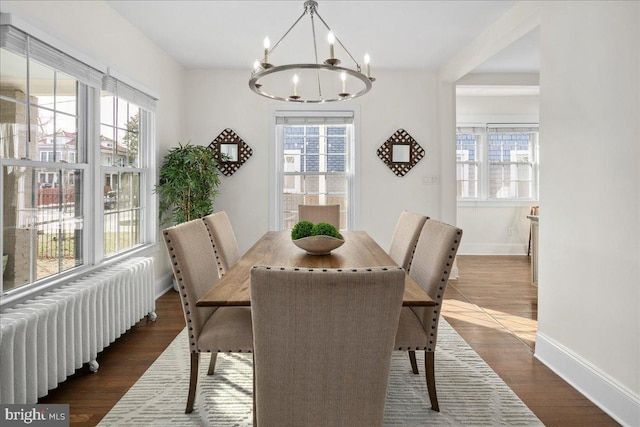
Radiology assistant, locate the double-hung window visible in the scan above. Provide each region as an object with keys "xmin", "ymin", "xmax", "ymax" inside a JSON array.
[
  {"xmin": 456, "ymin": 124, "xmax": 539, "ymax": 202},
  {"xmin": 272, "ymin": 109, "xmax": 359, "ymax": 231},
  {"xmin": 0, "ymin": 23, "xmax": 155, "ymax": 298},
  {"xmin": 100, "ymin": 77, "xmax": 154, "ymax": 257}
]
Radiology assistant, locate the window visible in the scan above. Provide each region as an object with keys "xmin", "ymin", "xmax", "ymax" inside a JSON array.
[
  {"xmin": 456, "ymin": 124, "xmax": 539, "ymax": 202},
  {"xmin": 100, "ymin": 81, "xmax": 150, "ymax": 257},
  {"xmin": 272, "ymin": 109, "xmax": 359, "ymax": 231},
  {"xmin": 0, "ymin": 24, "xmax": 155, "ymax": 299}
]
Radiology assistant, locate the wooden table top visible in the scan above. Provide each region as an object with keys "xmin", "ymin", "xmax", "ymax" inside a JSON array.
[{"xmin": 197, "ymin": 230, "xmax": 434, "ymax": 307}]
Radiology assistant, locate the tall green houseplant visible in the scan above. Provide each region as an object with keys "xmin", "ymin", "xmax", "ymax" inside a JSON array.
[{"xmin": 156, "ymin": 143, "xmax": 221, "ymax": 226}]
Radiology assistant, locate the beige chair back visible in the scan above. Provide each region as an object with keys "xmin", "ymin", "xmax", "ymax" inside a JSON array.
[
  {"xmin": 408, "ymin": 220, "xmax": 462, "ymax": 352},
  {"xmin": 251, "ymin": 266, "xmax": 405, "ymax": 427},
  {"xmin": 203, "ymin": 211, "xmax": 240, "ymax": 277},
  {"xmin": 162, "ymin": 219, "xmax": 218, "ymax": 348},
  {"xmin": 388, "ymin": 210, "xmax": 428, "ymax": 270},
  {"xmin": 298, "ymin": 204, "xmax": 340, "ymax": 229}
]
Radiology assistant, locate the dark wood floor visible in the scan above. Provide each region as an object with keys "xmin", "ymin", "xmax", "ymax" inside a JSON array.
[{"xmin": 40, "ymin": 255, "xmax": 619, "ymax": 426}]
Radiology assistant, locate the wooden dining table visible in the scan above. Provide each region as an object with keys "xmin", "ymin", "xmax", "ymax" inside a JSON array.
[{"xmin": 197, "ymin": 230, "xmax": 434, "ymax": 307}]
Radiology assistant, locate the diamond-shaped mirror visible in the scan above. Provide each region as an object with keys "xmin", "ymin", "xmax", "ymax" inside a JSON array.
[
  {"xmin": 377, "ymin": 129, "xmax": 425, "ymax": 177},
  {"xmin": 208, "ymin": 129, "xmax": 253, "ymax": 176}
]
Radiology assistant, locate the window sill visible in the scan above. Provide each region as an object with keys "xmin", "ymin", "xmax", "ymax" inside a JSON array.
[{"xmin": 457, "ymin": 199, "xmax": 539, "ymax": 208}]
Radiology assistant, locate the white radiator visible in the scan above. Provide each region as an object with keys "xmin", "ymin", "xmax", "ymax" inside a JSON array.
[{"xmin": 0, "ymin": 257, "xmax": 157, "ymax": 404}]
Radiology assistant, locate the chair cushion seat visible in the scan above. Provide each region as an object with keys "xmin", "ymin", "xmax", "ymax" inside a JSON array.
[
  {"xmin": 394, "ymin": 307, "xmax": 428, "ymax": 350},
  {"xmin": 197, "ymin": 307, "xmax": 253, "ymax": 352}
]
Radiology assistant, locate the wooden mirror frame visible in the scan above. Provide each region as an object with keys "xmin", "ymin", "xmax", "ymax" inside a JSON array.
[
  {"xmin": 377, "ymin": 129, "xmax": 425, "ymax": 177},
  {"xmin": 207, "ymin": 128, "xmax": 253, "ymax": 176}
]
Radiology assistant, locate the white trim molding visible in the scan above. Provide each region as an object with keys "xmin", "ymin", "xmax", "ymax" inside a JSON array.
[
  {"xmin": 458, "ymin": 243, "xmax": 528, "ymax": 256},
  {"xmin": 536, "ymin": 332, "xmax": 640, "ymax": 427}
]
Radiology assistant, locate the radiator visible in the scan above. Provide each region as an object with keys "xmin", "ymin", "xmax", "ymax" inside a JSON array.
[{"xmin": 0, "ymin": 257, "xmax": 157, "ymax": 404}]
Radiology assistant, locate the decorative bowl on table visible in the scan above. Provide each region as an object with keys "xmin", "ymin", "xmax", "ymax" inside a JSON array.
[{"xmin": 292, "ymin": 234, "xmax": 345, "ymax": 255}]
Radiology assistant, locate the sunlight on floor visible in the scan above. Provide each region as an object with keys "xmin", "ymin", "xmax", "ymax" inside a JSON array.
[{"xmin": 443, "ymin": 298, "xmax": 538, "ymax": 351}]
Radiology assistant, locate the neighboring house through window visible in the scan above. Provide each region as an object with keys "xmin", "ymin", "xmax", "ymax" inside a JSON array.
[
  {"xmin": 271, "ymin": 107, "xmax": 360, "ymax": 231},
  {"xmin": 456, "ymin": 124, "xmax": 539, "ymax": 202}
]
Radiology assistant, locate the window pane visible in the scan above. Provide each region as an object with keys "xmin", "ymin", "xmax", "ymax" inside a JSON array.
[
  {"xmin": 100, "ymin": 125, "xmax": 116, "ymax": 166},
  {"xmin": 103, "ymin": 171, "xmax": 142, "ymax": 256},
  {"xmin": 456, "ymin": 133, "xmax": 479, "ymax": 199},
  {"xmin": 489, "ymin": 164, "xmax": 533, "ymax": 198},
  {"xmin": 29, "ymin": 59, "xmax": 55, "ymax": 105},
  {"xmin": 489, "ymin": 132, "xmax": 532, "ymax": 162},
  {"xmin": 1, "ymin": 49, "xmax": 30, "ymax": 160},
  {"xmin": 100, "ymin": 94, "xmax": 115, "ymax": 126},
  {"xmin": 488, "ymin": 132, "xmax": 535, "ymax": 199},
  {"xmin": 124, "ymin": 123, "xmax": 139, "ymax": 168},
  {"xmin": 456, "ymin": 163, "xmax": 478, "ymax": 198},
  {"xmin": 2, "ymin": 165, "xmax": 84, "ymax": 292},
  {"xmin": 456, "ymin": 134, "xmax": 478, "ymax": 161},
  {"xmin": 1, "ymin": 48, "xmax": 28, "ymax": 95},
  {"xmin": 56, "ymin": 71, "xmax": 77, "ymax": 115},
  {"xmin": 0, "ymin": 99, "xmax": 31, "ymax": 160}
]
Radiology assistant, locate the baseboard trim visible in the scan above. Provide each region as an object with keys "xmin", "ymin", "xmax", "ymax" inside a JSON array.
[
  {"xmin": 535, "ymin": 332, "xmax": 640, "ymax": 427},
  {"xmin": 458, "ymin": 242, "xmax": 527, "ymax": 255},
  {"xmin": 155, "ymin": 272, "xmax": 174, "ymax": 299}
]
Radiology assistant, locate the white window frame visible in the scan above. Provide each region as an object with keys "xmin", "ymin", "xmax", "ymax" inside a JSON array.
[
  {"xmin": 456, "ymin": 123, "xmax": 539, "ymax": 206},
  {"xmin": 269, "ymin": 105, "xmax": 361, "ymax": 231},
  {"xmin": 0, "ymin": 19, "xmax": 157, "ymax": 307}
]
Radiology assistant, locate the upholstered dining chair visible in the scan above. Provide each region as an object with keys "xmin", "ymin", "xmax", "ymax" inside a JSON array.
[
  {"xmin": 298, "ymin": 204, "xmax": 340, "ymax": 229},
  {"xmin": 162, "ymin": 219, "xmax": 253, "ymax": 413},
  {"xmin": 250, "ymin": 266, "xmax": 405, "ymax": 427},
  {"xmin": 388, "ymin": 210, "xmax": 429, "ymax": 271},
  {"xmin": 203, "ymin": 211, "xmax": 240, "ymax": 277},
  {"xmin": 394, "ymin": 219, "xmax": 463, "ymax": 412}
]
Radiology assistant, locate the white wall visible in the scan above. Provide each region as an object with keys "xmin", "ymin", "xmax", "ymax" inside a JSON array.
[
  {"xmin": 185, "ymin": 69, "xmax": 443, "ymax": 253},
  {"xmin": 456, "ymin": 92, "xmax": 539, "ymax": 255},
  {"xmin": 535, "ymin": 2, "xmax": 640, "ymax": 425},
  {"xmin": 1, "ymin": 0, "xmax": 187, "ymax": 287},
  {"xmin": 441, "ymin": 2, "xmax": 639, "ymax": 423}
]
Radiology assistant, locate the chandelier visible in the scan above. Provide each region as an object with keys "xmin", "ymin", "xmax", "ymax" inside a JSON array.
[{"xmin": 249, "ymin": 0, "xmax": 374, "ymax": 103}]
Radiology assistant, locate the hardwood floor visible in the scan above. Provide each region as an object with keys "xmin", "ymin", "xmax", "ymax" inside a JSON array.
[
  {"xmin": 39, "ymin": 256, "xmax": 619, "ymax": 426},
  {"xmin": 39, "ymin": 291, "xmax": 185, "ymax": 426},
  {"xmin": 446, "ymin": 256, "xmax": 619, "ymax": 427}
]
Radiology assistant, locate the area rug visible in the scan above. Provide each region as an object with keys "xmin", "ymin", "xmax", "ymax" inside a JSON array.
[{"xmin": 99, "ymin": 318, "xmax": 543, "ymax": 426}]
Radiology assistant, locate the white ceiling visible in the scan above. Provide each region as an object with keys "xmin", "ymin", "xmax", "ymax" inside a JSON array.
[{"xmin": 106, "ymin": 0, "xmax": 539, "ymax": 73}]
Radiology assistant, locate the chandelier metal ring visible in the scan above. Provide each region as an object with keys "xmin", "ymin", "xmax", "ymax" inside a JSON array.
[{"xmin": 249, "ymin": 63, "xmax": 373, "ymax": 103}]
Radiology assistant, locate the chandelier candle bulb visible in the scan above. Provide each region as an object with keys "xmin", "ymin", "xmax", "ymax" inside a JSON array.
[
  {"xmin": 341, "ymin": 71, "xmax": 347, "ymax": 93},
  {"xmin": 293, "ymin": 74, "xmax": 299, "ymax": 96},
  {"xmin": 328, "ymin": 31, "xmax": 335, "ymax": 59},
  {"xmin": 364, "ymin": 53, "xmax": 371, "ymax": 77},
  {"xmin": 263, "ymin": 37, "xmax": 270, "ymax": 63}
]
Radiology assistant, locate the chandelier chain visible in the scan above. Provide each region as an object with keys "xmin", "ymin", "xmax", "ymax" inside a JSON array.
[{"xmin": 310, "ymin": 12, "xmax": 323, "ymax": 98}]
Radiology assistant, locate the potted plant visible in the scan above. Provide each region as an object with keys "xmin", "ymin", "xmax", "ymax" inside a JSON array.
[
  {"xmin": 291, "ymin": 221, "xmax": 344, "ymax": 255},
  {"xmin": 156, "ymin": 142, "xmax": 221, "ymax": 226},
  {"xmin": 156, "ymin": 143, "xmax": 221, "ymax": 290}
]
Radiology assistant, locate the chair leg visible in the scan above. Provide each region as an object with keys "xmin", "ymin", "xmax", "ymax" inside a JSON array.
[
  {"xmin": 207, "ymin": 352, "xmax": 218, "ymax": 375},
  {"xmin": 253, "ymin": 354, "xmax": 257, "ymax": 427},
  {"xmin": 425, "ymin": 351, "xmax": 439, "ymax": 412},
  {"xmin": 408, "ymin": 350, "xmax": 419, "ymax": 374},
  {"xmin": 186, "ymin": 352, "xmax": 199, "ymax": 413}
]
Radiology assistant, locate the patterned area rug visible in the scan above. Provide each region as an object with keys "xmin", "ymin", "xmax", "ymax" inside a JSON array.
[{"xmin": 99, "ymin": 318, "xmax": 543, "ymax": 426}]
